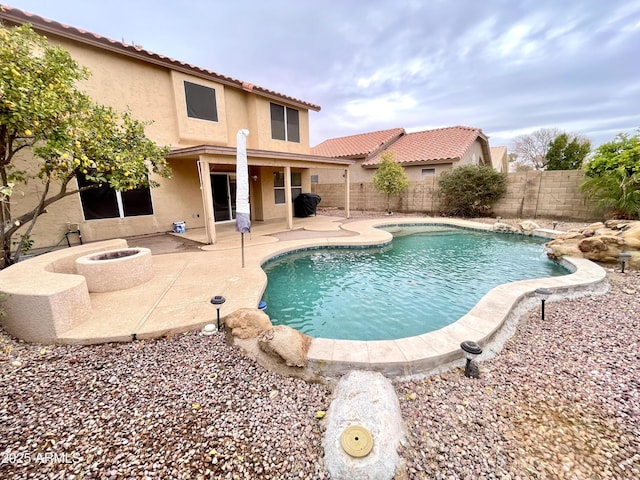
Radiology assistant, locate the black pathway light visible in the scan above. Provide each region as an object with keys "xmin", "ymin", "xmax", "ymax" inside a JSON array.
[
  {"xmin": 535, "ymin": 288, "xmax": 552, "ymax": 320},
  {"xmin": 618, "ymin": 252, "xmax": 631, "ymax": 274},
  {"xmin": 210, "ymin": 295, "xmax": 226, "ymax": 331},
  {"xmin": 460, "ymin": 340, "xmax": 483, "ymax": 378}
]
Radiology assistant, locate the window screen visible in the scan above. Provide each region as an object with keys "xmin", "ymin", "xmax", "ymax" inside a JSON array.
[
  {"xmin": 270, "ymin": 103, "xmax": 286, "ymax": 140},
  {"xmin": 77, "ymin": 175, "xmax": 119, "ymax": 220},
  {"xmin": 184, "ymin": 81, "xmax": 218, "ymax": 122},
  {"xmin": 77, "ymin": 173, "xmax": 153, "ymax": 220},
  {"xmin": 270, "ymin": 103, "xmax": 300, "ymax": 143},
  {"xmin": 286, "ymin": 108, "xmax": 300, "ymax": 142}
]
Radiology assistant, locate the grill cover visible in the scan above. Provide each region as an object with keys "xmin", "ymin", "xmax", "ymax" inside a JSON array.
[{"xmin": 294, "ymin": 193, "xmax": 321, "ymax": 217}]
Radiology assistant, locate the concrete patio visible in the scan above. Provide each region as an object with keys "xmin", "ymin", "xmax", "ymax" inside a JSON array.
[{"xmin": 1, "ymin": 215, "xmax": 608, "ymax": 378}]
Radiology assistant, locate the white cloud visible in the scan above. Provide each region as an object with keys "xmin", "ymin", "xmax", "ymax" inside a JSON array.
[{"xmin": 343, "ymin": 92, "xmax": 418, "ymax": 119}]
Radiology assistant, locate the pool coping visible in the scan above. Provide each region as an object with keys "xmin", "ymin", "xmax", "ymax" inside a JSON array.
[
  {"xmin": 258, "ymin": 218, "xmax": 608, "ymax": 379},
  {"xmin": 9, "ymin": 216, "xmax": 606, "ymax": 380}
]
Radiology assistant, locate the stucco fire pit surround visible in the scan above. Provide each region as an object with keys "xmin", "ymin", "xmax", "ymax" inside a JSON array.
[{"xmin": 76, "ymin": 247, "xmax": 153, "ymax": 293}]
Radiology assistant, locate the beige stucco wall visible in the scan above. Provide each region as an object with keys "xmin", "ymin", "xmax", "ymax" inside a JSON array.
[
  {"xmin": 56, "ymin": 39, "xmax": 179, "ymax": 147},
  {"xmin": 256, "ymin": 167, "xmax": 312, "ymax": 221},
  {"xmin": 170, "ymin": 71, "xmax": 229, "ymax": 145},
  {"xmin": 459, "ymin": 141, "xmax": 486, "ymax": 167},
  {"xmin": 7, "ymin": 29, "xmax": 322, "ymax": 251}
]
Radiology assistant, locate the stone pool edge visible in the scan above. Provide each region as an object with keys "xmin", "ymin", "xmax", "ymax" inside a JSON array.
[{"xmin": 286, "ymin": 218, "xmax": 609, "ymax": 379}]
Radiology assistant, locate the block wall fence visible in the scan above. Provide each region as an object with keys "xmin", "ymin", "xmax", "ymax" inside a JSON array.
[{"xmin": 311, "ymin": 170, "xmax": 603, "ymax": 221}]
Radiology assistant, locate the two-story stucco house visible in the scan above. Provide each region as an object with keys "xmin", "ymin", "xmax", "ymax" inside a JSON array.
[{"xmin": 1, "ymin": 6, "xmax": 352, "ymax": 249}]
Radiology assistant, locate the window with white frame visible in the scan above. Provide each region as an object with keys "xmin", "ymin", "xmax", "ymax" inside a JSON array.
[
  {"xmin": 274, "ymin": 171, "xmax": 302, "ymax": 204},
  {"xmin": 270, "ymin": 103, "xmax": 300, "ymax": 142},
  {"xmin": 184, "ymin": 81, "xmax": 218, "ymax": 122},
  {"xmin": 77, "ymin": 174, "xmax": 154, "ymax": 219}
]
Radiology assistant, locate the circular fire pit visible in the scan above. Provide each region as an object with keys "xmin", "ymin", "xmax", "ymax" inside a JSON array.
[{"xmin": 76, "ymin": 247, "xmax": 153, "ymax": 292}]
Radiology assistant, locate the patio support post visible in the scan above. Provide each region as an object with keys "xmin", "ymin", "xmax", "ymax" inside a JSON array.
[
  {"xmin": 197, "ymin": 159, "xmax": 216, "ymax": 244},
  {"xmin": 284, "ymin": 165, "xmax": 293, "ymax": 230},
  {"xmin": 344, "ymin": 168, "xmax": 351, "ymax": 219}
]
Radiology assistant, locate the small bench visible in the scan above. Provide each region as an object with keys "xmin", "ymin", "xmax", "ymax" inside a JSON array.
[{"xmin": 0, "ymin": 239, "xmax": 128, "ymax": 343}]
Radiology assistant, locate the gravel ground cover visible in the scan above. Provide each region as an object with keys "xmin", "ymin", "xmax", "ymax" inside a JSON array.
[
  {"xmin": 395, "ymin": 268, "xmax": 639, "ymax": 479},
  {"xmin": 1, "ymin": 211, "xmax": 638, "ymax": 479}
]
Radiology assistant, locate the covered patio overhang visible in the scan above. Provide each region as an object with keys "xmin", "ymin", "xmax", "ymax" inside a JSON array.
[{"xmin": 166, "ymin": 145, "xmax": 354, "ymax": 244}]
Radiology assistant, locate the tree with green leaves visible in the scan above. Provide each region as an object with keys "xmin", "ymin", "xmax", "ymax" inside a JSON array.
[
  {"xmin": 580, "ymin": 130, "xmax": 640, "ymax": 219},
  {"xmin": 1, "ymin": 24, "xmax": 171, "ymax": 266},
  {"xmin": 437, "ymin": 165, "xmax": 507, "ymax": 217},
  {"xmin": 546, "ymin": 133, "xmax": 591, "ymax": 170},
  {"xmin": 372, "ymin": 152, "xmax": 409, "ymax": 214}
]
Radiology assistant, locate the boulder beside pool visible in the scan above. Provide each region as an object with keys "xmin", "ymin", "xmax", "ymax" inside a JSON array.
[
  {"xmin": 257, "ymin": 325, "xmax": 311, "ymax": 367},
  {"xmin": 224, "ymin": 308, "xmax": 272, "ymax": 339},
  {"xmin": 546, "ymin": 219, "xmax": 640, "ymax": 269},
  {"xmin": 323, "ymin": 370, "xmax": 405, "ymax": 480}
]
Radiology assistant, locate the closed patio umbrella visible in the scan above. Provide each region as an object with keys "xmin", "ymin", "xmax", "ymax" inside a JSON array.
[{"xmin": 235, "ymin": 129, "xmax": 250, "ymax": 267}]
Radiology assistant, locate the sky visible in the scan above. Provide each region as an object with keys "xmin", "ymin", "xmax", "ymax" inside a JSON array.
[{"xmin": 4, "ymin": 0, "xmax": 640, "ymax": 149}]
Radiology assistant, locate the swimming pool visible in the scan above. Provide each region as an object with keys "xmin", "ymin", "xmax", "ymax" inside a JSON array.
[{"xmin": 261, "ymin": 225, "xmax": 569, "ymax": 341}]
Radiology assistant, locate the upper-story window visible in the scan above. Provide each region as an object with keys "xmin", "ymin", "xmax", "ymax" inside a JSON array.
[
  {"xmin": 270, "ymin": 103, "xmax": 300, "ymax": 143},
  {"xmin": 184, "ymin": 81, "xmax": 218, "ymax": 122}
]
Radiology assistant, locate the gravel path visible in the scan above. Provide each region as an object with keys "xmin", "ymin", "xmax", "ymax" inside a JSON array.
[{"xmin": 1, "ymin": 212, "xmax": 638, "ymax": 479}]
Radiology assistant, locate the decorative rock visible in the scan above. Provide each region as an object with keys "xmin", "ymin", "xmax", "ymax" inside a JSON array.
[
  {"xmin": 224, "ymin": 308, "xmax": 272, "ymax": 339},
  {"xmin": 546, "ymin": 220, "xmax": 640, "ymax": 269},
  {"xmin": 493, "ymin": 222, "xmax": 518, "ymax": 233},
  {"xmin": 257, "ymin": 325, "xmax": 311, "ymax": 367},
  {"xmin": 201, "ymin": 323, "xmax": 217, "ymax": 336},
  {"xmin": 519, "ymin": 220, "xmax": 540, "ymax": 234},
  {"xmin": 623, "ymin": 225, "xmax": 640, "ymax": 249},
  {"xmin": 578, "ymin": 236, "xmax": 624, "ymax": 260},
  {"xmin": 323, "ymin": 370, "xmax": 404, "ymax": 480}
]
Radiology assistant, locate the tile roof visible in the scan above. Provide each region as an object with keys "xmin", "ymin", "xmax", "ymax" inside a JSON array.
[
  {"xmin": 0, "ymin": 5, "xmax": 320, "ymax": 111},
  {"xmin": 363, "ymin": 126, "xmax": 486, "ymax": 167},
  {"xmin": 311, "ymin": 128, "xmax": 405, "ymax": 158}
]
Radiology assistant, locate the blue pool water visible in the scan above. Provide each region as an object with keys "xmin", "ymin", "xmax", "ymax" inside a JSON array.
[{"xmin": 261, "ymin": 225, "xmax": 569, "ymax": 341}]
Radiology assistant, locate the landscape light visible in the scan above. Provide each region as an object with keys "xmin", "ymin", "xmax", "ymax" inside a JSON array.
[
  {"xmin": 460, "ymin": 340, "xmax": 482, "ymax": 378},
  {"xmin": 535, "ymin": 288, "xmax": 552, "ymax": 320},
  {"xmin": 210, "ymin": 295, "xmax": 226, "ymax": 331},
  {"xmin": 618, "ymin": 252, "xmax": 631, "ymax": 274}
]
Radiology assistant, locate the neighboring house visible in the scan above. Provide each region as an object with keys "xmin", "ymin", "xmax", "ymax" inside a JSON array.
[
  {"xmin": 311, "ymin": 125, "xmax": 492, "ymax": 183},
  {"xmin": 490, "ymin": 146, "xmax": 508, "ymax": 173},
  {"xmin": 1, "ymin": 6, "xmax": 352, "ymax": 248}
]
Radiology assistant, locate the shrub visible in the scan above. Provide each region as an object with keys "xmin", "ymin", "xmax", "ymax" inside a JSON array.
[
  {"xmin": 437, "ymin": 165, "xmax": 507, "ymax": 217},
  {"xmin": 580, "ymin": 131, "xmax": 640, "ymax": 219}
]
